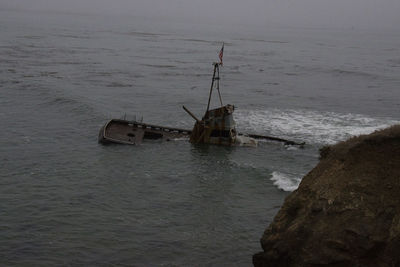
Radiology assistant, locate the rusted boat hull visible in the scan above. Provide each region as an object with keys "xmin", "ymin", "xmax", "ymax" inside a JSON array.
[
  {"xmin": 98, "ymin": 119, "xmax": 191, "ymax": 145},
  {"xmin": 189, "ymin": 105, "xmax": 236, "ymax": 146},
  {"xmin": 98, "ymin": 119, "xmax": 303, "ymax": 147},
  {"xmin": 98, "ymin": 57, "xmax": 304, "ymax": 147}
]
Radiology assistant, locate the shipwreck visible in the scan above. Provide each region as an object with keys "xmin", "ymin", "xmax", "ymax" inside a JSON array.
[{"xmin": 98, "ymin": 46, "xmax": 304, "ymax": 147}]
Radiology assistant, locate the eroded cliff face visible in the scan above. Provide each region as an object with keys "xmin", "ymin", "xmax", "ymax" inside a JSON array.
[{"xmin": 254, "ymin": 125, "xmax": 400, "ymax": 267}]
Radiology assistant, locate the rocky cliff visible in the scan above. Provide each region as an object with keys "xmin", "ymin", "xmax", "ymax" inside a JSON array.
[{"xmin": 253, "ymin": 125, "xmax": 400, "ymax": 267}]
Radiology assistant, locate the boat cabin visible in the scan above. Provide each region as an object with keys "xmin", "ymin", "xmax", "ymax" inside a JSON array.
[{"xmin": 190, "ymin": 104, "xmax": 236, "ymax": 145}]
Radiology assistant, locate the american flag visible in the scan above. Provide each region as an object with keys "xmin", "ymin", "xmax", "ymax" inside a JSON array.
[{"xmin": 219, "ymin": 43, "xmax": 224, "ymax": 65}]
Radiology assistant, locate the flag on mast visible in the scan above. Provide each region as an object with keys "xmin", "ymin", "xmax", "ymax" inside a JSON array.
[{"xmin": 219, "ymin": 43, "xmax": 224, "ymax": 65}]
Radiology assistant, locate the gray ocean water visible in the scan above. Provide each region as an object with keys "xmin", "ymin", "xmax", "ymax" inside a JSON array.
[{"xmin": 1, "ymin": 8, "xmax": 399, "ymax": 266}]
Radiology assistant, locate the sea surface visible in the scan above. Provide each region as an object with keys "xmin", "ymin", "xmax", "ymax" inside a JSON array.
[{"xmin": 1, "ymin": 9, "xmax": 399, "ymax": 266}]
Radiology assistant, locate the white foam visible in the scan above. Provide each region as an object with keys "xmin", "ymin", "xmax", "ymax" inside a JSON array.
[
  {"xmin": 235, "ymin": 109, "xmax": 399, "ymax": 145},
  {"xmin": 171, "ymin": 137, "xmax": 189, "ymax": 141},
  {"xmin": 271, "ymin": 171, "xmax": 302, "ymax": 192},
  {"xmin": 235, "ymin": 135, "xmax": 258, "ymax": 147}
]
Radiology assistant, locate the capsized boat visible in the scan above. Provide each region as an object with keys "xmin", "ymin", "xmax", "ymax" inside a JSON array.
[
  {"xmin": 183, "ymin": 62, "xmax": 257, "ymax": 147},
  {"xmin": 98, "ymin": 119, "xmax": 191, "ymax": 145},
  {"xmin": 98, "ymin": 48, "xmax": 304, "ymax": 147}
]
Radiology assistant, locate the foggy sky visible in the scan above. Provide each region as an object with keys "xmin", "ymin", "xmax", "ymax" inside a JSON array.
[{"xmin": 1, "ymin": 0, "xmax": 400, "ymax": 29}]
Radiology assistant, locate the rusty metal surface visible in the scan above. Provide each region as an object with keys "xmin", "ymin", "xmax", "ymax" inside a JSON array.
[{"xmin": 189, "ymin": 105, "xmax": 238, "ymax": 146}]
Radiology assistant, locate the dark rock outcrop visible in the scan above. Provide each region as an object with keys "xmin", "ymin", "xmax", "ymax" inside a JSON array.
[{"xmin": 254, "ymin": 125, "xmax": 400, "ymax": 267}]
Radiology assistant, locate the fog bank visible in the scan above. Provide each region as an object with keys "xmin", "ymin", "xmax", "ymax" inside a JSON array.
[{"xmin": 1, "ymin": 0, "xmax": 400, "ymax": 29}]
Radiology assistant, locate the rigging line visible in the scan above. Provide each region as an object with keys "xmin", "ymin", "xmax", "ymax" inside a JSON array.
[{"xmin": 216, "ymin": 64, "xmax": 223, "ymax": 107}]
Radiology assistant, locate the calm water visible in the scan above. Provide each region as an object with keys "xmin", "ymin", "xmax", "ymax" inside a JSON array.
[{"xmin": 1, "ymin": 9, "xmax": 399, "ymax": 266}]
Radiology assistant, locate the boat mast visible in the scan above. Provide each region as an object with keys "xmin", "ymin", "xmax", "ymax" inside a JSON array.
[{"xmin": 206, "ymin": 62, "xmax": 223, "ymax": 113}]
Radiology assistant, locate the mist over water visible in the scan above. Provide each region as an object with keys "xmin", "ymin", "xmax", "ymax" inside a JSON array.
[
  {"xmin": 1, "ymin": 7, "xmax": 399, "ymax": 266},
  {"xmin": 3, "ymin": 0, "xmax": 400, "ymax": 30}
]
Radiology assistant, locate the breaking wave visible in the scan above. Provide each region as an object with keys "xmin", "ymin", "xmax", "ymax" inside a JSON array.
[
  {"xmin": 235, "ymin": 109, "xmax": 399, "ymax": 145},
  {"xmin": 271, "ymin": 171, "xmax": 301, "ymax": 192}
]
